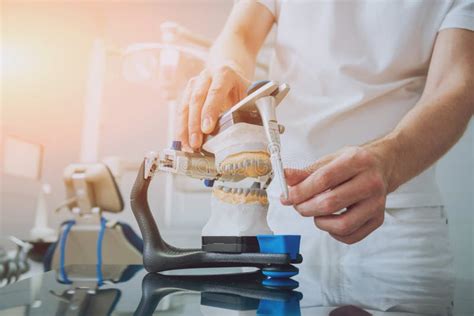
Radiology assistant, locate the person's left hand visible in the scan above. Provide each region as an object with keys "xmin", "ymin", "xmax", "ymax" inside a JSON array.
[{"xmin": 281, "ymin": 146, "xmax": 394, "ymax": 244}]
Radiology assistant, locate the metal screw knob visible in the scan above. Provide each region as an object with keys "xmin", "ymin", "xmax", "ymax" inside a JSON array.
[{"xmin": 278, "ymin": 124, "xmax": 285, "ymax": 134}]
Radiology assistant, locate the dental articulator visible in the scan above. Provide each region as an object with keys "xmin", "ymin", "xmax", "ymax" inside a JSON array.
[{"xmin": 131, "ymin": 80, "xmax": 302, "ymax": 280}]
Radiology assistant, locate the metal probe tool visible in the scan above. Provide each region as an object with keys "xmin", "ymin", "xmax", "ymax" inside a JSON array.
[{"xmin": 255, "ymin": 94, "xmax": 289, "ymax": 200}]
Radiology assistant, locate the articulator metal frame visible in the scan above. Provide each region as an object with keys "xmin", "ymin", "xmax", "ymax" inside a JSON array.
[{"xmin": 130, "ymin": 80, "xmax": 302, "ymax": 275}]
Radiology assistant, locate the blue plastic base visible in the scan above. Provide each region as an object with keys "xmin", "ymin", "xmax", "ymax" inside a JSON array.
[
  {"xmin": 257, "ymin": 234, "xmax": 302, "ymax": 279},
  {"xmin": 256, "ymin": 235, "xmax": 301, "ymax": 261}
]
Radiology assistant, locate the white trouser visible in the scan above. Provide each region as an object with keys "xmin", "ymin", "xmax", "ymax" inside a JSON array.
[{"xmin": 268, "ymin": 202, "xmax": 454, "ymax": 313}]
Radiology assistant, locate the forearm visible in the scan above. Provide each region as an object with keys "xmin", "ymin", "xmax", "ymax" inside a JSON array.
[
  {"xmin": 208, "ymin": 30, "xmax": 257, "ymax": 79},
  {"xmin": 207, "ymin": 1, "xmax": 274, "ymax": 79},
  {"xmin": 369, "ymin": 90, "xmax": 473, "ymax": 193},
  {"xmin": 284, "ymin": 90, "xmax": 472, "ymax": 244},
  {"xmin": 367, "ymin": 29, "xmax": 474, "ymax": 193}
]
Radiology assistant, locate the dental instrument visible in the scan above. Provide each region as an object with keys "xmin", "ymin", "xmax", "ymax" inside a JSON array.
[{"xmin": 130, "ymin": 80, "xmax": 302, "ymax": 280}]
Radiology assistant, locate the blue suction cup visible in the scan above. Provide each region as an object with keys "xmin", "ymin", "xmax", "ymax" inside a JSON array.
[{"xmin": 262, "ymin": 265, "xmax": 299, "ymax": 278}]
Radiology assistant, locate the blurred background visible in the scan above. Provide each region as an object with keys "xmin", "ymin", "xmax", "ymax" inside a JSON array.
[
  {"xmin": 0, "ymin": 0, "xmax": 472, "ymax": 287},
  {"xmin": 1, "ymin": 0, "xmax": 236, "ymax": 248}
]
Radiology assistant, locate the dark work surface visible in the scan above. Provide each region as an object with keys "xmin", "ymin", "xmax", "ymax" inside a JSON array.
[{"xmin": 0, "ymin": 264, "xmax": 472, "ymax": 315}]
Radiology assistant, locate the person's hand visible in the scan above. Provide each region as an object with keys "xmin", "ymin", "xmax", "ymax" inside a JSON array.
[
  {"xmin": 177, "ymin": 63, "xmax": 251, "ymax": 151},
  {"xmin": 281, "ymin": 146, "xmax": 395, "ymax": 244}
]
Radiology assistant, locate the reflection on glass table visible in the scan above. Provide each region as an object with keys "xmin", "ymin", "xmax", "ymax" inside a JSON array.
[{"xmin": 0, "ymin": 262, "xmax": 469, "ymax": 315}]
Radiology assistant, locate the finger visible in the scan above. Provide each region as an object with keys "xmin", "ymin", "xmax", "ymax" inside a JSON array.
[
  {"xmin": 178, "ymin": 106, "xmax": 191, "ymax": 152},
  {"xmin": 287, "ymin": 151, "xmax": 369, "ymax": 205},
  {"xmin": 188, "ymin": 72, "xmax": 211, "ymax": 149},
  {"xmin": 313, "ymin": 197, "xmax": 384, "ymax": 237},
  {"xmin": 285, "ymin": 168, "xmax": 311, "ymax": 186},
  {"xmin": 281, "ymin": 168, "xmax": 312, "ymax": 205},
  {"xmin": 294, "ymin": 172, "xmax": 385, "ymax": 216},
  {"xmin": 305, "ymin": 152, "xmax": 338, "ymax": 174},
  {"xmin": 201, "ymin": 68, "xmax": 234, "ymax": 134},
  {"xmin": 281, "ymin": 155, "xmax": 336, "ymax": 204},
  {"xmin": 329, "ymin": 212, "xmax": 384, "ymax": 244},
  {"xmin": 176, "ymin": 79, "xmax": 195, "ymax": 150}
]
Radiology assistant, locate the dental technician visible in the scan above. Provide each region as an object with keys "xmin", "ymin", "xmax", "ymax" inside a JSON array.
[{"xmin": 177, "ymin": 1, "xmax": 474, "ymax": 268}]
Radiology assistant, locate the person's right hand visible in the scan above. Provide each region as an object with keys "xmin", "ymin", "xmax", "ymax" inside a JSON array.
[{"xmin": 177, "ymin": 63, "xmax": 251, "ymax": 151}]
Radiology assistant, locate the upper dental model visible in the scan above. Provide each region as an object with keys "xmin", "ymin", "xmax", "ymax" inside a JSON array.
[
  {"xmin": 203, "ymin": 118, "xmax": 272, "ymax": 181},
  {"xmin": 219, "ymin": 151, "xmax": 272, "ymax": 178}
]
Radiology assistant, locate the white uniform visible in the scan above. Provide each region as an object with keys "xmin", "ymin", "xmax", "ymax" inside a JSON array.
[{"xmin": 256, "ymin": 0, "xmax": 474, "ymax": 270}]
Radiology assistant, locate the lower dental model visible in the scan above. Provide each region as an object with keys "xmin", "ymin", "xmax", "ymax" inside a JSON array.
[
  {"xmin": 201, "ymin": 150, "xmax": 274, "ymax": 252},
  {"xmin": 202, "ymin": 185, "xmax": 272, "ymax": 237}
]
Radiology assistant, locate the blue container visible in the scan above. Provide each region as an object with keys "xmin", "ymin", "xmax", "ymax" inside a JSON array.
[{"xmin": 256, "ymin": 235, "xmax": 301, "ymax": 260}]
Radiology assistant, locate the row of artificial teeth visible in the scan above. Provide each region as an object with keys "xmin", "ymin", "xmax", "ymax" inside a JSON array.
[
  {"xmin": 215, "ymin": 185, "xmax": 267, "ymax": 197},
  {"xmin": 219, "ymin": 159, "xmax": 271, "ymax": 174}
]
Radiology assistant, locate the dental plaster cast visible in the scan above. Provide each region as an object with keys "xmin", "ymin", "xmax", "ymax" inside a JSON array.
[
  {"xmin": 202, "ymin": 186, "xmax": 273, "ymax": 237},
  {"xmin": 219, "ymin": 151, "xmax": 271, "ymax": 178}
]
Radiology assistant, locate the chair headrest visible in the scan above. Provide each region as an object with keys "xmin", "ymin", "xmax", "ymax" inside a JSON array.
[{"xmin": 63, "ymin": 163, "xmax": 124, "ymax": 213}]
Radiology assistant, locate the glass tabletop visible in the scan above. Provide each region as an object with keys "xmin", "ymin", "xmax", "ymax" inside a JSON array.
[{"xmin": 0, "ymin": 263, "xmax": 472, "ymax": 315}]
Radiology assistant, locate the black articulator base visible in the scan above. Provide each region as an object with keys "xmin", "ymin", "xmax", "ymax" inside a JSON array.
[
  {"xmin": 130, "ymin": 161, "xmax": 302, "ymax": 273},
  {"xmin": 202, "ymin": 236, "xmax": 260, "ymax": 253}
]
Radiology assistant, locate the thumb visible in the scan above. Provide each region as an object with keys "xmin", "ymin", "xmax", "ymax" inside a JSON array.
[{"xmin": 201, "ymin": 76, "xmax": 232, "ymax": 134}]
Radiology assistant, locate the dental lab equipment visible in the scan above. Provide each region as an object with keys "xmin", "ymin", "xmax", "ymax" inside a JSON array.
[
  {"xmin": 0, "ymin": 237, "xmax": 32, "ymax": 286},
  {"xmin": 131, "ymin": 80, "xmax": 302, "ymax": 280}
]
